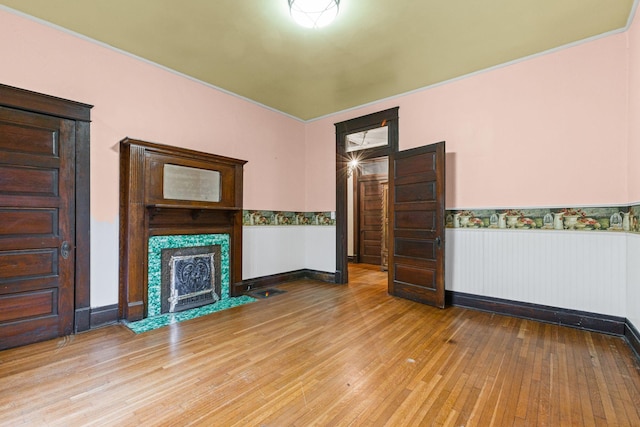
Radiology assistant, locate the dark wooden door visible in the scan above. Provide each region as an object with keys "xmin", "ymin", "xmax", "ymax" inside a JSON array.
[
  {"xmin": 0, "ymin": 106, "xmax": 76, "ymax": 349},
  {"xmin": 388, "ymin": 142, "xmax": 445, "ymax": 308},
  {"xmin": 358, "ymin": 175, "xmax": 385, "ymax": 265}
]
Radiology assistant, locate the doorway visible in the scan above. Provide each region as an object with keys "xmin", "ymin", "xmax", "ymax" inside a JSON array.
[
  {"xmin": 335, "ymin": 108, "xmax": 447, "ymax": 308},
  {"xmin": 335, "ymin": 108, "xmax": 398, "ymax": 284},
  {"xmin": 349, "ymin": 157, "xmax": 388, "ymax": 269}
]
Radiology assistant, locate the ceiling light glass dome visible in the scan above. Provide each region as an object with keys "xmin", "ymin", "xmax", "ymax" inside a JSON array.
[{"xmin": 288, "ymin": 0, "xmax": 340, "ymax": 29}]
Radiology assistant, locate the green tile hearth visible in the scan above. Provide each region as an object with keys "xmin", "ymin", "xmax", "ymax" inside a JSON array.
[
  {"xmin": 123, "ymin": 296, "xmax": 256, "ymax": 334},
  {"xmin": 127, "ymin": 232, "xmax": 254, "ymax": 334}
]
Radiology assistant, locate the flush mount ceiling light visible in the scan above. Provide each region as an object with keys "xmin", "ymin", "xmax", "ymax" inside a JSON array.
[{"xmin": 288, "ymin": 0, "xmax": 340, "ymax": 29}]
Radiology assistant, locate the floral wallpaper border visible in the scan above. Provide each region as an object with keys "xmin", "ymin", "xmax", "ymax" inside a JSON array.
[
  {"xmin": 243, "ymin": 210, "xmax": 335, "ymax": 226},
  {"xmin": 243, "ymin": 204, "xmax": 640, "ymax": 233},
  {"xmin": 446, "ymin": 204, "xmax": 640, "ymax": 233}
]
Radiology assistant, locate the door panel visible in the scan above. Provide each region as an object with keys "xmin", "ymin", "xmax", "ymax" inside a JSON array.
[
  {"xmin": 0, "ymin": 290, "xmax": 57, "ymax": 322},
  {"xmin": 0, "ymin": 209, "xmax": 57, "ymax": 236},
  {"xmin": 395, "ymin": 181, "xmax": 436, "ymax": 203},
  {"xmin": 389, "ymin": 142, "xmax": 445, "ymax": 308},
  {"xmin": 0, "ymin": 165, "xmax": 58, "ymax": 195},
  {"xmin": 358, "ymin": 176, "xmax": 385, "ymax": 265},
  {"xmin": 0, "ymin": 121, "xmax": 58, "ymax": 155},
  {"xmin": 394, "ymin": 238, "xmax": 435, "ymax": 260},
  {"xmin": 0, "ymin": 106, "xmax": 75, "ymax": 350},
  {"xmin": 395, "ymin": 210, "xmax": 436, "ymax": 230}
]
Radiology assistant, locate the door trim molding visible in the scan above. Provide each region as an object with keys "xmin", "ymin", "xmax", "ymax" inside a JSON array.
[
  {"xmin": 0, "ymin": 83, "xmax": 92, "ymax": 333},
  {"xmin": 0, "ymin": 84, "xmax": 91, "ymax": 121},
  {"xmin": 334, "ymin": 107, "xmax": 399, "ymax": 284}
]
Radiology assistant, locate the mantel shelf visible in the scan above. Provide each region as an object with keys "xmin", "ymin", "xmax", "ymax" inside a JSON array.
[
  {"xmin": 146, "ymin": 204, "xmax": 242, "ymax": 221},
  {"xmin": 146, "ymin": 204, "xmax": 242, "ymax": 211}
]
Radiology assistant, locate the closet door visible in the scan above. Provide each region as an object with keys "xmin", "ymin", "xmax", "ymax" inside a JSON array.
[{"xmin": 0, "ymin": 106, "xmax": 76, "ymax": 349}]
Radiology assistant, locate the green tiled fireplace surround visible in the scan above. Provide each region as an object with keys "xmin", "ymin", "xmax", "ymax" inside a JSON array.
[{"xmin": 124, "ymin": 233, "xmax": 255, "ymax": 333}]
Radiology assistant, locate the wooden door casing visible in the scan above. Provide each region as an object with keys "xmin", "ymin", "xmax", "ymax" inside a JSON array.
[
  {"xmin": 0, "ymin": 84, "xmax": 91, "ymax": 350},
  {"xmin": 334, "ymin": 107, "xmax": 399, "ymax": 284},
  {"xmin": 381, "ymin": 182, "xmax": 389, "ymax": 271},
  {"xmin": 388, "ymin": 142, "xmax": 445, "ymax": 308}
]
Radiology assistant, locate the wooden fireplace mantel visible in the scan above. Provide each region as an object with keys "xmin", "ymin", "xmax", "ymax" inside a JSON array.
[{"xmin": 119, "ymin": 138, "xmax": 247, "ymax": 322}]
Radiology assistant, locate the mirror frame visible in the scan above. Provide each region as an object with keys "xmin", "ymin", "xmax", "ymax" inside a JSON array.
[{"xmin": 334, "ymin": 107, "xmax": 399, "ymax": 284}]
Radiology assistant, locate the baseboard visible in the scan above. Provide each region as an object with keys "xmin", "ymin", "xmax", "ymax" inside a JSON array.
[
  {"xmin": 90, "ymin": 304, "xmax": 119, "ymax": 329},
  {"xmin": 625, "ymin": 319, "xmax": 640, "ymax": 361},
  {"xmin": 237, "ymin": 269, "xmax": 337, "ymax": 294},
  {"xmin": 305, "ymin": 269, "xmax": 337, "ymax": 283},
  {"xmin": 75, "ymin": 307, "xmax": 91, "ymax": 332},
  {"xmin": 446, "ymin": 291, "xmax": 626, "ymax": 336},
  {"xmin": 347, "ymin": 256, "xmax": 357, "ymax": 263}
]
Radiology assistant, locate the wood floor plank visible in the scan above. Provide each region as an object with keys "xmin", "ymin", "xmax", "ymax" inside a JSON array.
[{"xmin": 1, "ymin": 264, "xmax": 639, "ymax": 426}]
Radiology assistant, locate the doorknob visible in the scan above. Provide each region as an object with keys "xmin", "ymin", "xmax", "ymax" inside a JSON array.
[
  {"xmin": 61, "ymin": 241, "xmax": 71, "ymax": 259},
  {"xmin": 435, "ymin": 236, "xmax": 441, "ymax": 248}
]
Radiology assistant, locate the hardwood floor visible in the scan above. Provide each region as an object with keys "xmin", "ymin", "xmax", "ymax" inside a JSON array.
[{"xmin": 1, "ymin": 264, "xmax": 639, "ymax": 426}]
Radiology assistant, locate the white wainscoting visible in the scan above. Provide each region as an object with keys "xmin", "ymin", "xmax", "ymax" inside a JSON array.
[
  {"xmin": 304, "ymin": 226, "xmax": 336, "ymax": 273},
  {"xmin": 627, "ymin": 234, "xmax": 640, "ymax": 328},
  {"xmin": 446, "ymin": 228, "xmax": 627, "ymax": 317},
  {"xmin": 243, "ymin": 226, "xmax": 335, "ymax": 280},
  {"xmin": 244, "ymin": 226, "xmax": 630, "ymax": 318},
  {"xmin": 90, "ymin": 217, "xmax": 120, "ymax": 307},
  {"xmin": 93, "ymin": 218, "xmax": 633, "ymax": 322}
]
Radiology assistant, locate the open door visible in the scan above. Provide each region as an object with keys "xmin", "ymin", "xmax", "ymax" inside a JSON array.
[{"xmin": 388, "ymin": 142, "xmax": 445, "ymax": 307}]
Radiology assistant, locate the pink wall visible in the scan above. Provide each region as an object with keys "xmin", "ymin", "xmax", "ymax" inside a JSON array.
[
  {"xmin": 2, "ymin": 6, "xmax": 639, "ymax": 309},
  {"xmin": 629, "ymin": 9, "xmax": 640, "ymax": 203},
  {"xmin": 626, "ymin": 5, "xmax": 640, "ymax": 333},
  {"xmin": 0, "ymin": 9, "xmax": 307, "ymax": 218},
  {"xmin": 1, "ymin": 7, "xmax": 632, "ymax": 214},
  {"xmin": 306, "ymin": 30, "xmax": 629, "ymax": 210}
]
